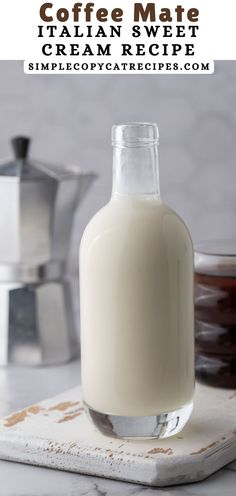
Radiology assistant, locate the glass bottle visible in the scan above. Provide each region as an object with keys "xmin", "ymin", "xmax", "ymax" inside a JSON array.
[{"xmin": 80, "ymin": 123, "xmax": 194, "ymax": 439}]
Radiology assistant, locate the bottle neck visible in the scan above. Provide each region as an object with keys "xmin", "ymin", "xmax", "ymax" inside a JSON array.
[{"xmin": 112, "ymin": 144, "xmax": 160, "ymax": 198}]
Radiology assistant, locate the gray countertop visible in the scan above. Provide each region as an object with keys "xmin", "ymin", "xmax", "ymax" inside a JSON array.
[{"xmin": 0, "ymin": 360, "xmax": 235, "ymax": 496}]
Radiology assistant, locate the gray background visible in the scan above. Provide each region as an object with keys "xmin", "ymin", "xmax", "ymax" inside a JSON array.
[{"xmin": 0, "ymin": 61, "xmax": 236, "ymax": 264}]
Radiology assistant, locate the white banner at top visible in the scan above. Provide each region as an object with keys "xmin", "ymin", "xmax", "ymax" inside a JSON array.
[{"xmin": 0, "ymin": 1, "xmax": 235, "ymax": 74}]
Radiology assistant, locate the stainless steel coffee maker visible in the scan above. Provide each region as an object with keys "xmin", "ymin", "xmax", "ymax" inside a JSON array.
[{"xmin": 0, "ymin": 136, "xmax": 96, "ymax": 366}]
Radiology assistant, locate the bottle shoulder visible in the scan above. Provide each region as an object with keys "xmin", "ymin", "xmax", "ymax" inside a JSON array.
[
  {"xmin": 80, "ymin": 197, "xmax": 193, "ymax": 251},
  {"xmin": 160, "ymin": 203, "xmax": 193, "ymax": 243},
  {"xmin": 81, "ymin": 202, "xmax": 109, "ymax": 235}
]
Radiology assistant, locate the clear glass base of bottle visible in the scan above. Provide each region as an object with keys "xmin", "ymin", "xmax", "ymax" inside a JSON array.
[{"xmin": 84, "ymin": 401, "xmax": 193, "ymax": 439}]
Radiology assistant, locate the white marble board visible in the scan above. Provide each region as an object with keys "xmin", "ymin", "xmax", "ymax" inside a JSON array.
[{"xmin": 0, "ymin": 384, "xmax": 235, "ymax": 487}]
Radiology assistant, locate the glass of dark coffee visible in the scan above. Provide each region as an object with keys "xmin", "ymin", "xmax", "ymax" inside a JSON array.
[{"xmin": 195, "ymin": 241, "xmax": 236, "ymax": 388}]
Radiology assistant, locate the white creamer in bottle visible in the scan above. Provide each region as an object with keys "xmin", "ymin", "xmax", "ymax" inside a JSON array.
[{"xmin": 80, "ymin": 123, "xmax": 194, "ymax": 439}]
